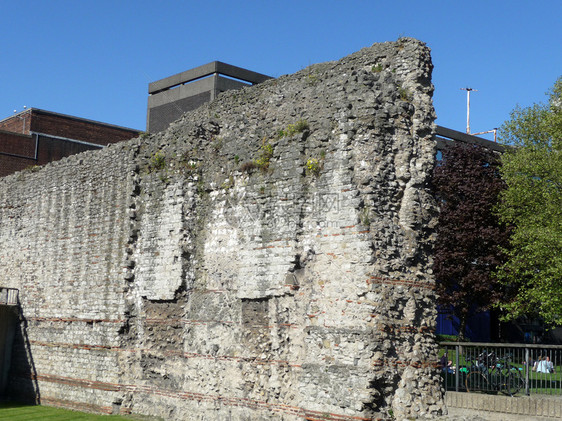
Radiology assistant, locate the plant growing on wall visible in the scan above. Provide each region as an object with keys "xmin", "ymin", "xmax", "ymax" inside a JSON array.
[
  {"xmin": 221, "ymin": 175, "xmax": 234, "ymax": 190},
  {"xmin": 148, "ymin": 151, "xmax": 166, "ymax": 172},
  {"xmin": 305, "ymin": 158, "xmax": 321, "ymax": 176},
  {"xmin": 240, "ymin": 161, "xmax": 258, "ymax": 173},
  {"xmin": 433, "ymin": 143, "xmax": 510, "ymax": 341},
  {"xmin": 278, "ymin": 120, "xmax": 309, "ymax": 138},
  {"xmin": 253, "ymin": 138, "xmax": 274, "ymax": 171},
  {"xmin": 398, "ymin": 85, "xmax": 412, "ymax": 102}
]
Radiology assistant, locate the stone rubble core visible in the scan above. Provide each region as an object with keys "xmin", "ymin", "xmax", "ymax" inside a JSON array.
[{"xmin": 0, "ymin": 38, "xmax": 445, "ymax": 420}]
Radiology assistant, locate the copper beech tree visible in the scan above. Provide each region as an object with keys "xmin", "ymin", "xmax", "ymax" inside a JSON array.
[{"xmin": 433, "ymin": 143, "xmax": 510, "ymax": 341}]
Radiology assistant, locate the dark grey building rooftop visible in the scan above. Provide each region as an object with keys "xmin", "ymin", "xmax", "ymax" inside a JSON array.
[
  {"xmin": 435, "ymin": 125, "xmax": 505, "ymax": 152},
  {"xmin": 147, "ymin": 61, "xmax": 272, "ymax": 133}
]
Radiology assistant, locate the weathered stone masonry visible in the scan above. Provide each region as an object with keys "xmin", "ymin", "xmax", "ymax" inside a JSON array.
[{"xmin": 0, "ymin": 39, "xmax": 445, "ymax": 420}]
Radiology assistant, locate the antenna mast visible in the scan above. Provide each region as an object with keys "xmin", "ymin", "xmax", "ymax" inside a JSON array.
[
  {"xmin": 460, "ymin": 87, "xmax": 477, "ymax": 134},
  {"xmin": 459, "ymin": 88, "xmax": 498, "ymax": 141}
]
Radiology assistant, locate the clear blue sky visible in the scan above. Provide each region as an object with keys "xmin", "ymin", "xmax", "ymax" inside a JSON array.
[{"xmin": 3, "ymin": 1, "xmax": 561, "ymax": 141}]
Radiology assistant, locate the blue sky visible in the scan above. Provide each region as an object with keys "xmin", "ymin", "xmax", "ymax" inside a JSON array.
[{"xmin": 2, "ymin": 1, "xmax": 561, "ymax": 141}]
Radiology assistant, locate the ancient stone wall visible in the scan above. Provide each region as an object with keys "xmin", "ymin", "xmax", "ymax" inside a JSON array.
[{"xmin": 0, "ymin": 38, "xmax": 445, "ymax": 420}]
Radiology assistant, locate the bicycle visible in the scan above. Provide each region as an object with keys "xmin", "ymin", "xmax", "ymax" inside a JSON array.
[{"xmin": 465, "ymin": 351, "xmax": 523, "ymax": 396}]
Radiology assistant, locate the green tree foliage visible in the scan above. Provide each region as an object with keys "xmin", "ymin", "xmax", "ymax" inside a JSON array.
[
  {"xmin": 433, "ymin": 143, "xmax": 510, "ymax": 340},
  {"xmin": 496, "ymin": 77, "xmax": 562, "ymax": 325}
]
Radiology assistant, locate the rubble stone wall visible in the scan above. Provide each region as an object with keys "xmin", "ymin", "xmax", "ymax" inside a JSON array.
[{"xmin": 0, "ymin": 38, "xmax": 445, "ymax": 420}]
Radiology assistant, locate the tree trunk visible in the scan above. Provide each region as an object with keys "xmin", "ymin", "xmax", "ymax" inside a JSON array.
[{"xmin": 458, "ymin": 314, "xmax": 467, "ymax": 342}]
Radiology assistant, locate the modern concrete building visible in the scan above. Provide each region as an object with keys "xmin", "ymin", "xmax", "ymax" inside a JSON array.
[
  {"xmin": 147, "ymin": 61, "xmax": 272, "ymax": 133},
  {"xmin": 0, "ymin": 108, "xmax": 140, "ymax": 177}
]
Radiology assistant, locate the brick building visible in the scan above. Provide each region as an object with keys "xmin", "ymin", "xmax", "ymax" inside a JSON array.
[{"xmin": 0, "ymin": 108, "xmax": 139, "ymax": 177}]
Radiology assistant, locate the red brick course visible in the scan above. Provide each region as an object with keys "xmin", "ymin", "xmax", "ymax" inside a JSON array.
[{"xmin": 26, "ymin": 373, "xmax": 375, "ymax": 420}]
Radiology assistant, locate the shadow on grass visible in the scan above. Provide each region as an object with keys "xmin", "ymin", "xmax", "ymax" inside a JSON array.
[{"xmin": 0, "ymin": 401, "xmax": 35, "ymax": 409}]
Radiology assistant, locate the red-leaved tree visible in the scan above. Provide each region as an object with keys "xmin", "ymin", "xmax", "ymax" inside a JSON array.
[{"xmin": 433, "ymin": 142, "xmax": 510, "ymax": 341}]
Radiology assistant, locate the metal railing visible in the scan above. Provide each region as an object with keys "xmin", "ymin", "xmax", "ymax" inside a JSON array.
[
  {"xmin": 0, "ymin": 287, "xmax": 19, "ymax": 306},
  {"xmin": 440, "ymin": 342, "xmax": 562, "ymax": 397}
]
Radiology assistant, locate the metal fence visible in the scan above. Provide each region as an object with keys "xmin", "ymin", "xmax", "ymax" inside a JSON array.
[
  {"xmin": 0, "ymin": 287, "xmax": 19, "ymax": 306},
  {"xmin": 440, "ymin": 342, "xmax": 562, "ymax": 397}
]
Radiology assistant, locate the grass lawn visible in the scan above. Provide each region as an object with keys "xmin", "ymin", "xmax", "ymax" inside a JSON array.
[{"xmin": 0, "ymin": 403, "xmax": 156, "ymax": 420}]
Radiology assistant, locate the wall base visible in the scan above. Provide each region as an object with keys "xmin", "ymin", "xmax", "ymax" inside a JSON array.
[{"xmin": 446, "ymin": 391, "xmax": 562, "ymax": 420}]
